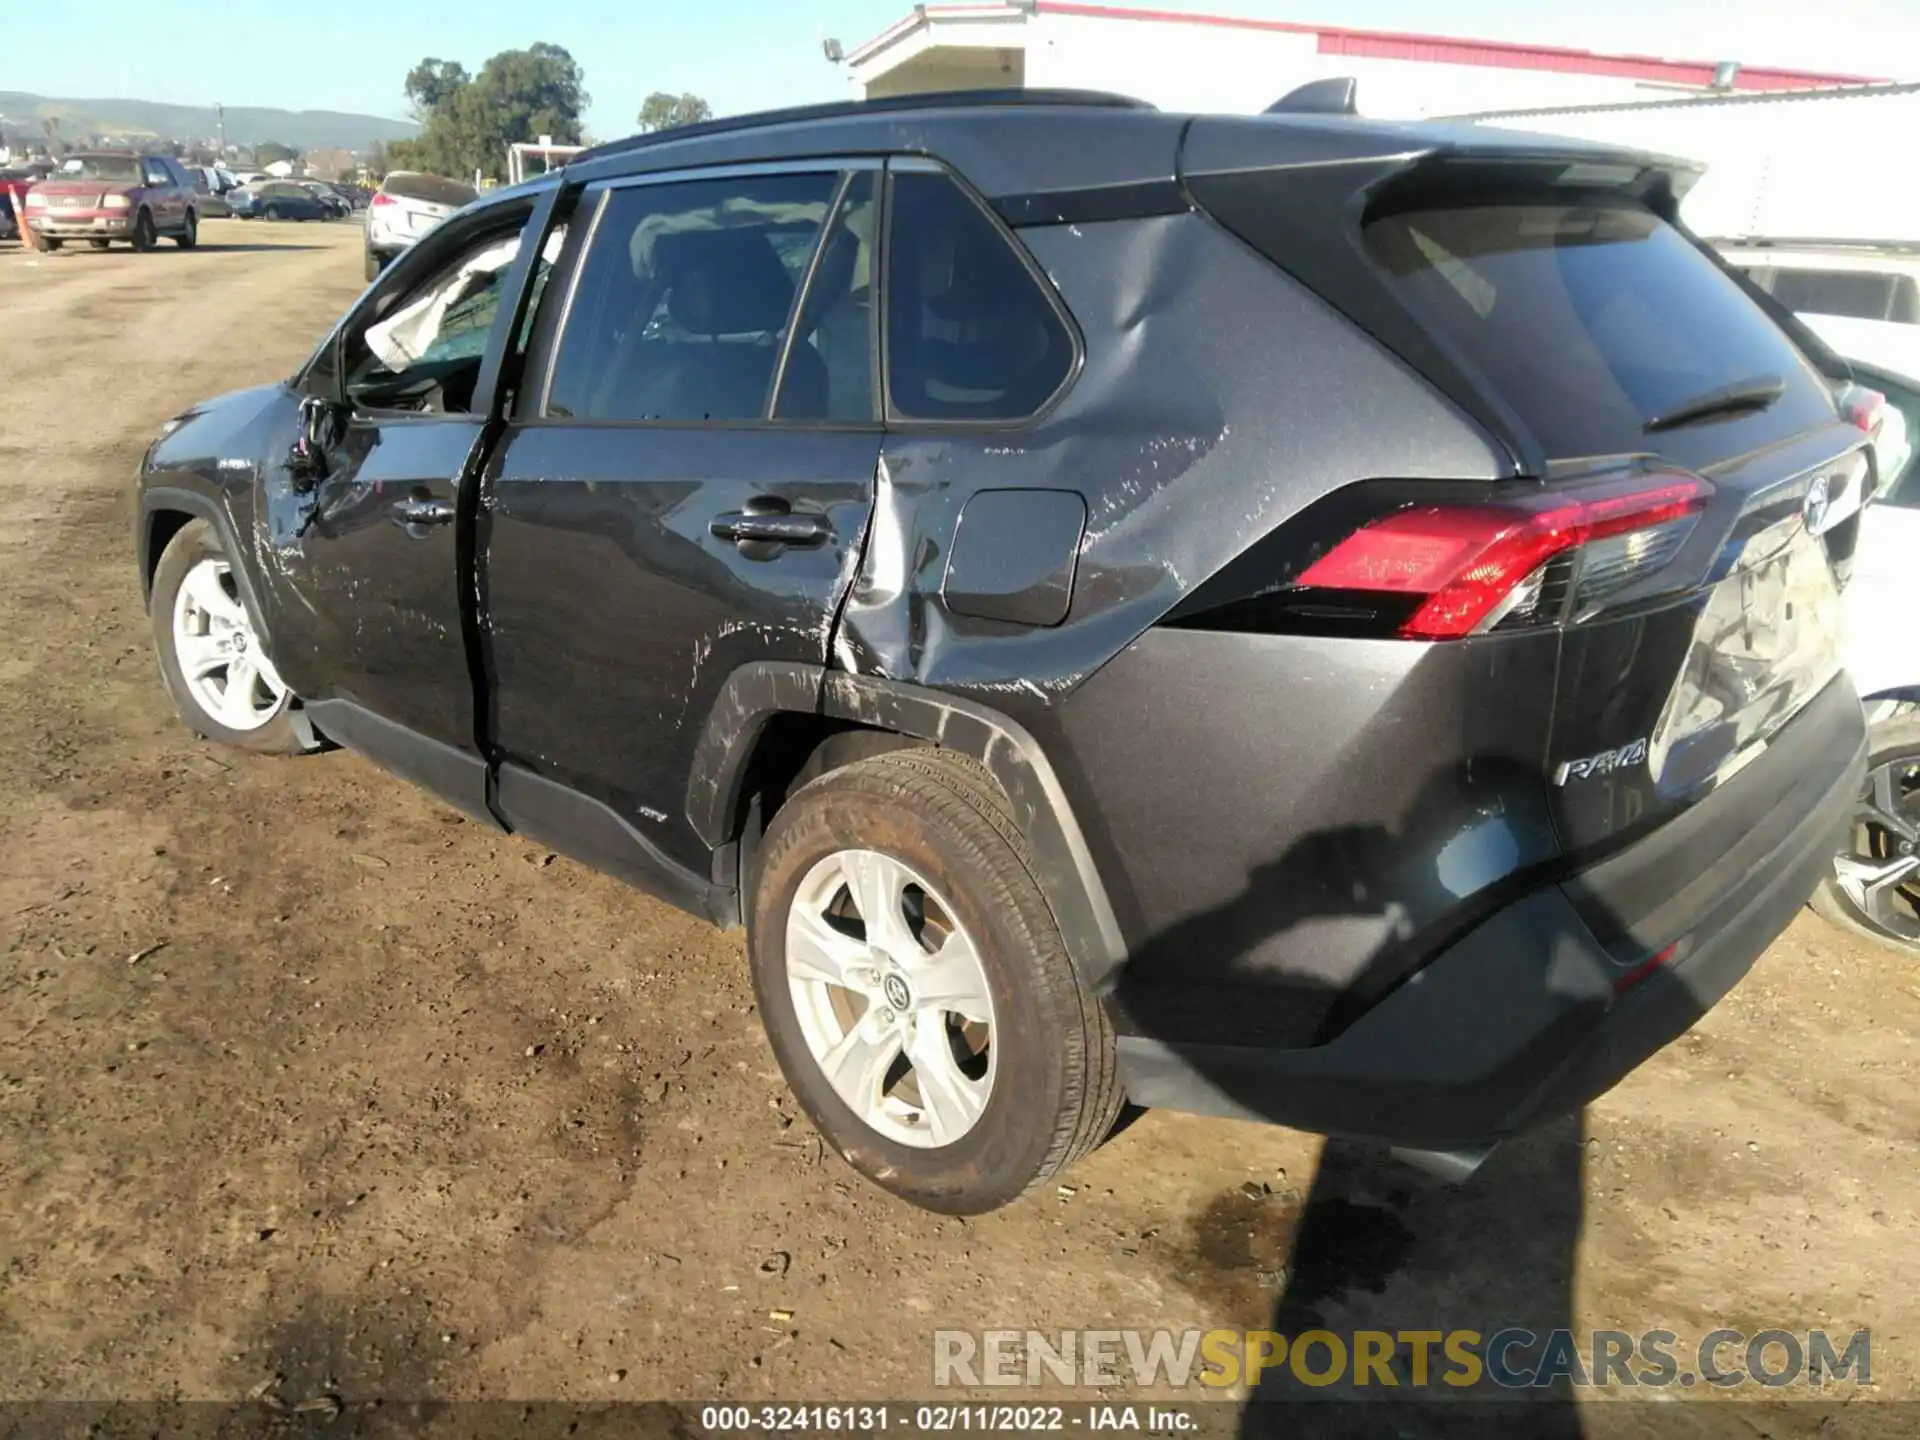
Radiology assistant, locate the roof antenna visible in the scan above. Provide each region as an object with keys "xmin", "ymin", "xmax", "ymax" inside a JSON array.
[{"xmin": 1265, "ymin": 77, "xmax": 1358, "ymax": 116}]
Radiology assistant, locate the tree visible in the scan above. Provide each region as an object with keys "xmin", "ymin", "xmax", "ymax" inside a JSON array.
[
  {"xmin": 405, "ymin": 58, "xmax": 471, "ymax": 121},
  {"xmin": 400, "ymin": 42, "xmax": 588, "ymax": 182},
  {"xmin": 255, "ymin": 140, "xmax": 299, "ymax": 166},
  {"xmin": 637, "ymin": 92, "xmax": 712, "ymax": 133},
  {"xmin": 364, "ymin": 138, "xmax": 392, "ymax": 179}
]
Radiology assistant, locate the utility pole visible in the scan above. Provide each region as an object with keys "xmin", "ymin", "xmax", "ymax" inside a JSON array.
[{"xmin": 215, "ymin": 103, "xmax": 226, "ymax": 154}]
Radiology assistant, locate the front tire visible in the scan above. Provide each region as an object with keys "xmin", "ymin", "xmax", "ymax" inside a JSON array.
[
  {"xmin": 131, "ymin": 208, "xmax": 157, "ymax": 251},
  {"xmin": 174, "ymin": 210, "xmax": 197, "ymax": 248},
  {"xmin": 748, "ymin": 749, "xmax": 1123, "ymax": 1214},
  {"xmin": 150, "ymin": 519, "xmax": 307, "ymax": 755},
  {"xmin": 1811, "ymin": 704, "xmax": 1920, "ymax": 955}
]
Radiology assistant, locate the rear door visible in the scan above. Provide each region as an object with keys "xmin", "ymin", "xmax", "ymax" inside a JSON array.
[{"xmin": 480, "ymin": 162, "xmax": 882, "ymax": 880}]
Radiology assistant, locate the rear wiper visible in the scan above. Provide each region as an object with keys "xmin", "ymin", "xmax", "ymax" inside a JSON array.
[{"xmin": 1643, "ymin": 374, "xmax": 1786, "ymax": 433}]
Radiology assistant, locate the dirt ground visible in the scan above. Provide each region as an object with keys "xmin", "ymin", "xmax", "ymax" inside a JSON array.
[{"xmin": 1, "ymin": 218, "xmax": 1917, "ymax": 1432}]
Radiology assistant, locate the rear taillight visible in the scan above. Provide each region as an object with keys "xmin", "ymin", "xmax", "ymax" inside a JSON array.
[
  {"xmin": 1294, "ymin": 473, "xmax": 1712, "ymax": 639},
  {"xmin": 371, "ymin": 192, "xmax": 395, "ymax": 207},
  {"xmin": 1840, "ymin": 384, "xmax": 1886, "ymax": 435}
]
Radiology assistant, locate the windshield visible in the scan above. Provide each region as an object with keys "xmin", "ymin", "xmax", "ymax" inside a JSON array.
[{"xmin": 60, "ymin": 155, "xmax": 141, "ymax": 183}]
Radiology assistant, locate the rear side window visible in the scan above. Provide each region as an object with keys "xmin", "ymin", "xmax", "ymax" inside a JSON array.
[
  {"xmin": 544, "ymin": 172, "xmax": 838, "ymax": 423},
  {"xmin": 885, "ymin": 170, "xmax": 1073, "ymax": 421},
  {"xmin": 1366, "ymin": 203, "xmax": 1835, "ymax": 462}
]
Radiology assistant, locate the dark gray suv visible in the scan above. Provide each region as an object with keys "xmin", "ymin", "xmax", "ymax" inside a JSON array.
[{"xmin": 133, "ymin": 90, "xmax": 1868, "ymax": 1213}]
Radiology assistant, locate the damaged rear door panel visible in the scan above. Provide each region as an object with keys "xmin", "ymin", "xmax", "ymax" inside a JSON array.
[{"xmin": 476, "ymin": 164, "xmax": 882, "ymax": 882}]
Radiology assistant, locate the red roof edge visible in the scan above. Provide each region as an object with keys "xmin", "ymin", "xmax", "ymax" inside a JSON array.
[{"xmin": 1031, "ymin": 1, "xmax": 1884, "ymax": 89}]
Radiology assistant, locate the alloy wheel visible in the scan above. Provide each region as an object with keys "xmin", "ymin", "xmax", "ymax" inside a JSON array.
[
  {"xmin": 784, "ymin": 848, "xmax": 996, "ymax": 1148},
  {"xmin": 171, "ymin": 557, "xmax": 287, "ymax": 732},
  {"xmin": 1831, "ymin": 757, "xmax": 1920, "ymax": 947}
]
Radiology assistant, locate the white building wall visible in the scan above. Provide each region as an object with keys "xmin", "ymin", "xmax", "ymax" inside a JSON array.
[{"xmin": 1014, "ymin": 12, "xmax": 1687, "ymax": 118}]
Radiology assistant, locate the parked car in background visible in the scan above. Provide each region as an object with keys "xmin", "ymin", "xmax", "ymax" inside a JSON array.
[
  {"xmin": 22, "ymin": 151, "xmax": 199, "ymax": 252},
  {"xmin": 300, "ymin": 181, "xmax": 352, "ymax": 219},
  {"xmin": 364, "ymin": 170, "xmax": 476, "ymax": 280},
  {"xmin": 134, "ymin": 94, "xmax": 1870, "ymax": 1214},
  {"xmin": 228, "ymin": 180, "xmax": 330, "ymax": 222},
  {"xmin": 1721, "ymin": 242, "xmax": 1920, "ymax": 360},
  {"xmin": 1808, "ymin": 356, "xmax": 1920, "ymax": 953},
  {"xmin": 1712, "ymin": 241, "xmax": 1920, "ymax": 954}
]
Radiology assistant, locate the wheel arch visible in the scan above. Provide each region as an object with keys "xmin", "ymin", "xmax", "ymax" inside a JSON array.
[
  {"xmin": 688, "ymin": 663, "xmax": 1128, "ymax": 986},
  {"xmin": 137, "ymin": 489, "xmax": 269, "ymax": 645}
]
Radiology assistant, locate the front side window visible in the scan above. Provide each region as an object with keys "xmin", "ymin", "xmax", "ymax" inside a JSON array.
[
  {"xmin": 884, "ymin": 169, "xmax": 1075, "ymax": 422},
  {"xmin": 544, "ymin": 172, "xmax": 839, "ymax": 423},
  {"xmin": 343, "ymin": 218, "xmax": 556, "ymax": 415}
]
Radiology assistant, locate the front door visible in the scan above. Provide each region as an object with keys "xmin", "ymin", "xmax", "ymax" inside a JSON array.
[
  {"xmin": 267, "ymin": 201, "xmax": 543, "ymax": 810},
  {"xmin": 481, "ymin": 165, "xmax": 883, "ymax": 877}
]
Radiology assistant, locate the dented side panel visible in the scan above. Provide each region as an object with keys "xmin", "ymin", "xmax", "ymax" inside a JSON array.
[
  {"xmin": 480, "ymin": 424, "xmax": 880, "ymax": 874},
  {"xmin": 837, "ymin": 210, "xmax": 1508, "ymax": 727},
  {"xmin": 256, "ymin": 416, "xmax": 484, "ymax": 751}
]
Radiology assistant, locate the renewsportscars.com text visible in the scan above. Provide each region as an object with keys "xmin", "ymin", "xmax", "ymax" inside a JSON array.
[{"xmin": 933, "ymin": 1327, "xmax": 1872, "ymax": 1391}]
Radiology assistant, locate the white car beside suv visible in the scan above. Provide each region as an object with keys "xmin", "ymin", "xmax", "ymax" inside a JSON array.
[
  {"xmin": 1722, "ymin": 241, "xmax": 1920, "ymax": 952},
  {"xmin": 364, "ymin": 170, "xmax": 478, "ymax": 281}
]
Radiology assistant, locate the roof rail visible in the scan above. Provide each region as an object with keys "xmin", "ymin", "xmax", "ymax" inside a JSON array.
[
  {"xmin": 574, "ymin": 88, "xmax": 1155, "ymax": 165},
  {"xmin": 1265, "ymin": 77, "xmax": 1359, "ymax": 116}
]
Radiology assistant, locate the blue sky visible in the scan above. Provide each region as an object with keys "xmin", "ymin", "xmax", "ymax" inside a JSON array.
[{"xmin": 6, "ymin": 0, "xmax": 1916, "ymax": 140}]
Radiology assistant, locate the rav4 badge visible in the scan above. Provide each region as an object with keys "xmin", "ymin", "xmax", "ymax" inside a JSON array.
[{"xmin": 1554, "ymin": 738, "xmax": 1649, "ymax": 786}]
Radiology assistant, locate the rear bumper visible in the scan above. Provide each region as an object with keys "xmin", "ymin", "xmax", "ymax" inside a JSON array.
[{"xmin": 1116, "ymin": 675, "xmax": 1866, "ymax": 1147}]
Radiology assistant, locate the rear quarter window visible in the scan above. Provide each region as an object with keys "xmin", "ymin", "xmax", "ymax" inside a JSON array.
[
  {"xmin": 1366, "ymin": 203, "xmax": 1836, "ymax": 465},
  {"xmin": 884, "ymin": 170, "xmax": 1075, "ymax": 422}
]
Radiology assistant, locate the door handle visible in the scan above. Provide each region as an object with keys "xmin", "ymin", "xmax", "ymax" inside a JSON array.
[
  {"xmin": 392, "ymin": 497, "xmax": 456, "ymax": 527},
  {"xmin": 711, "ymin": 508, "xmax": 832, "ymax": 550}
]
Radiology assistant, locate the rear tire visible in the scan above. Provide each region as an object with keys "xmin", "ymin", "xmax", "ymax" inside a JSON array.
[
  {"xmin": 131, "ymin": 208, "xmax": 156, "ymax": 251},
  {"xmin": 89, "ymin": 239, "xmax": 111, "ymax": 251},
  {"xmin": 365, "ymin": 249, "xmax": 385, "ymax": 282},
  {"xmin": 1810, "ymin": 705, "xmax": 1920, "ymax": 956},
  {"xmin": 264, "ymin": 203, "xmax": 282, "ymax": 221},
  {"xmin": 748, "ymin": 749, "xmax": 1123, "ymax": 1214},
  {"xmin": 150, "ymin": 519, "xmax": 309, "ymax": 756}
]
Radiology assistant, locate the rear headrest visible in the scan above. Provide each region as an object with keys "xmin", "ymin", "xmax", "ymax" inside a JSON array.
[{"xmin": 656, "ymin": 229, "xmax": 795, "ymax": 335}]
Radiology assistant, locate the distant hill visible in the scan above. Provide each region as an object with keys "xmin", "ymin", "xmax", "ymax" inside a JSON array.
[{"xmin": 0, "ymin": 91, "xmax": 417, "ymax": 152}]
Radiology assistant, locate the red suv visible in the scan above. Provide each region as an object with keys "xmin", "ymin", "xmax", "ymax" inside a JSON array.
[{"xmin": 23, "ymin": 152, "xmax": 199, "ymax": 252}]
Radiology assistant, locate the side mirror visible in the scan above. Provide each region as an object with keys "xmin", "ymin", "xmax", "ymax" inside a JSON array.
[{"xmin": 289, "ymin": 394, "xmax": 343, "ymax": 489}]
